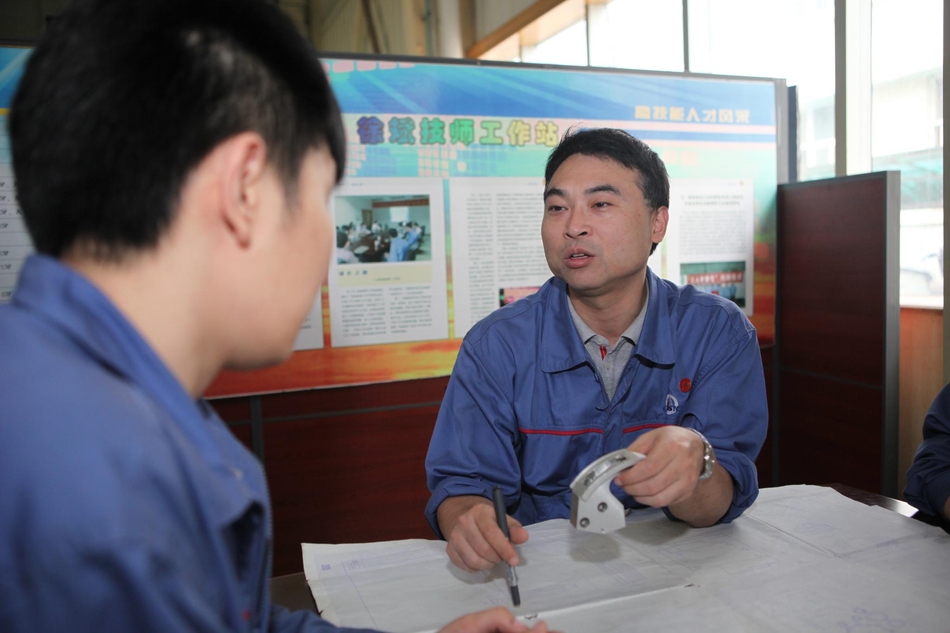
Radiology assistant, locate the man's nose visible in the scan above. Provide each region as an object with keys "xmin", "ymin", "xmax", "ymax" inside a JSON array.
[{"xmin": 565, "ymin": 208, "xmax": 590, "ymax": 238}]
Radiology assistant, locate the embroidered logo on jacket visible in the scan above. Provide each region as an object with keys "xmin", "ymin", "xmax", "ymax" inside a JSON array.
[{"xmin": 665, "ymin": 394, "xmax": 679, "ymax": 415}]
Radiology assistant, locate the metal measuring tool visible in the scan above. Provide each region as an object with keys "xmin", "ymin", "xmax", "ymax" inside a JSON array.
[{"xmin": 569, "ymin": 449, "xmax": 646, "ymax": 534}]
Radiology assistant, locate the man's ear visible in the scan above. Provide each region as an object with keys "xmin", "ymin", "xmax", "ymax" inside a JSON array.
[
  {"xmin": 652, "ymin": 205, "xmax": 670, "ymax": 244},
  {"xmin": 219, "ymin": 132, "xmax": 269, "ymax": 248}
]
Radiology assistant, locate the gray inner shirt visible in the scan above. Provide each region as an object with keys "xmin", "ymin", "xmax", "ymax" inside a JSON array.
[{"xmin": 567, "ymin": 284, "xmax": 649, "ymax": 401}]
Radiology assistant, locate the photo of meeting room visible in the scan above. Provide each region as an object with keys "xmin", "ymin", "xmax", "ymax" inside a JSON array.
[
  {"xmin": 681, "ymin": 261, "xmax": 747, "ymax": 308},
  {"xmin": 499, "ymin": 286, "xmax": 540, "ymax": 307},
  {"xmin": 333, "ymin": 194, "xmax": 430, "ymax": 265}
]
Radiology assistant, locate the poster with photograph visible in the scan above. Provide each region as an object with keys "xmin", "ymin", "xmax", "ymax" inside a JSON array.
[
  {"xmin": 664, "ymin": 179, "xmax": 756, "ymax": 315},
  {"xmin": 0, "ymin": 47, "xmax": 31, "ymax": 307},
  {"xmin": 0, "ymin": 49, "xmax": 780, "ymax": 395},
  {"xmin": 208, "ymin": 58, "xmax": 779, "ymax": 395},
  {"xmin": 681, "ymin": 262, "xmax": 747, "ymax": 307},
  {"xmin": 327, "ymin": 178, "xmax": 449, "ymax": 347},
  {"xmin": 449, "ymin": 177, "xmax": 548, "ymax": 338}
]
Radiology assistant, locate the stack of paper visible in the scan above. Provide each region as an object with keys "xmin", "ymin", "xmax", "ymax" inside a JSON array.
[{"xmin": 302, "ymin": 485, "xmax": 950, "ymax": 632}]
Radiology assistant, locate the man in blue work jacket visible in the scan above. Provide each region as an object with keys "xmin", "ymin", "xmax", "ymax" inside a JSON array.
[
  {"xmin": 905, "ymin": 382, "xmax": 950, "ymax": 523},
  {"xmin": 425, "ymin": 128, "xmax": 768, "ymax": 573},
  {"xmin": 0, "ymin": 1, "xmax": 549, "ymax": 632}
]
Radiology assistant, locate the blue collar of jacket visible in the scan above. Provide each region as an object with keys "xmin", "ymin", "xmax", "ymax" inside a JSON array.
[
  {"xmin": 539, "ymin": 267, "xmax": 676, "ymax": 374},
  {"xmin": 12, "ymin": 254, "xmax": 261, "ymax": 526}
]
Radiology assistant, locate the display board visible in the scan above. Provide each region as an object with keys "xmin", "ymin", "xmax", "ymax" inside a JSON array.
[
  {"xmin": 0, "ymin": 46, "xmax": 30, "ymax": 306},
  {"xmin": 0, "ymin": 49, "xmax": 783, "ymax": 397}
]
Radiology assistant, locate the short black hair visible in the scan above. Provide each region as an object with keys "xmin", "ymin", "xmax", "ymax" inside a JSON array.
[
  {"xmin": 10, "ymin": 0, "xmax": 346, "ymax": 260},
  {"xmin": 336, "ymin": 231, "xmax": 348, "ymax": 248},
  {"xmin": 544, "ymin": 128, "xmax": 669, "ymax": 255}
]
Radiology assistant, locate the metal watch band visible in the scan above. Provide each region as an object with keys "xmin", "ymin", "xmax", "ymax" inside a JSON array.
[{"xmin": 689, "ymin": 428, "xmax": 716, "ymax": 481}]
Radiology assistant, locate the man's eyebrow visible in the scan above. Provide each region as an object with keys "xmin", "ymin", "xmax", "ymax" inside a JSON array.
[
  {"xmin": 585, "ymin": 184, "xmax": 622, "ymax": 196},
  {"xmin": 544, "ymin": 183, "xmax": 623, "ymax": 201}
]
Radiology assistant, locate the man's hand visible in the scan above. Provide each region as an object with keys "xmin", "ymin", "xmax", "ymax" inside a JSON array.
[
  {"xmin": 437, "ymin": 495, "xmax": 529, "ymax": 572},
  {"xmin": 615, "ymin": 426, "xmax": 732, "ymax": 527},
  {"xmin": 437, "ymin": 607, "xmax": 552, "ymax": 633}
]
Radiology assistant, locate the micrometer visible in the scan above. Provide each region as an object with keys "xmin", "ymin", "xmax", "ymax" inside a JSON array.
[{"xmin": 569, "ymin": 449, "xmax": 646, "ymax": 533}]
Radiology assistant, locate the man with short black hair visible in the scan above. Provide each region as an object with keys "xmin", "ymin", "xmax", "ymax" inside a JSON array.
[
  {"xmin": 426, "ymin": 128, "xmax": 768, "ymax": 573},
  {"xmin": 0, "ymin": 1, "xmax": 548, "ymax": 632}
]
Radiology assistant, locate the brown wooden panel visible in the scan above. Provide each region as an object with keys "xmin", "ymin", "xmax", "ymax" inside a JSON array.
[
  {"xmin": 261, "ymin": 376, "xmax": 449, "ymax": 418},
  {"xmin": 227, "ymin": 423, "xmax": 254, "ymax": 453},
  {"xmin": 209, "ymin": 396, "xmax": 251, "ymax": 422},
  {"xmin": 778, "ymin": 370, "xmax": 883, "ymax": 492},
  {"xmin": 776, "ymin": 173, "xmax": 900, "ymax": 496},
  {"xmin": 777, "ymin": 178, "xmax": 886, "ymax": 385},
  {"xmin": 211, "ymin": 397, "xmax": 254, "ymax": 452},
  {"xmin": 264, "ymin": 406, "xmax": 438, "ymax": 576}
]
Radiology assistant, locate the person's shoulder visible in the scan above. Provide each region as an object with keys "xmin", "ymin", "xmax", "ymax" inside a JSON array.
[
  {"xmin": 464, "ymin": 278, "xmax": 561, "ymax": 346},
  {"xmin": 1, "ymin": 304, "xmax": 159, "ymax": 420},
  {"xmin": 0, "ymin": 307, "xmax": 174, "ymax": 501},
  {"xmin": 924, "ymin": 382, "xmax": 950, "ymax": 433},
  {"xmin": 0, "ymin": 324, "xmax": 189, "ymax": 572},
  {"xmin": 660, "ymin": 276, "xmax": 742, "ymax": 311},
  {"xmin": 660, "ymin": 277, "xmax": 754, "ymax": 335}
]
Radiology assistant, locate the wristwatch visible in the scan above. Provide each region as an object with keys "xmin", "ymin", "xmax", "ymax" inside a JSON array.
[{"xmin": 689, "ymin": 429, "xmax": 716, "ymax": 481}]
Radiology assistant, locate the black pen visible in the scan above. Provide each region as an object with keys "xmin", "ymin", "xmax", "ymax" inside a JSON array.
[{"xmin": 491, "ymin": 486, "xmax": 521, "ymax": 607}]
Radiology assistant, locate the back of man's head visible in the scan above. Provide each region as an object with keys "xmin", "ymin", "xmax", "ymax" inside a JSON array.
[
  {"xmin": 336, "ymin": 231, "xmax": 348, "ymax": 248},
  {"xmin": 10, "ymin": 0, "xmax": 346, "ymax": 261},
  {"xmin": 544, "ymin": 128, "xmax": 669, "ymax": 212}
]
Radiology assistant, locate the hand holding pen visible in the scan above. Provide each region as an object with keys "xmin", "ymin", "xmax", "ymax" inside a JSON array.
[
  {"xmin": 492, "ymin": 486, "xmax": 521, "ymax": 607},
  {"xmin": 438, "ymin": 494, "xmax": 530, "ymax": 573}
]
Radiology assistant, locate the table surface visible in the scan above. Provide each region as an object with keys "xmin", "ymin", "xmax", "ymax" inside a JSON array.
[
  {"xmin": 823, "ymin": 482, "xmax": 918, "ymax": 516},
  {"xmin": 270, "ymin": 572, "xmax": 320, "ymax": 614},
  {"xmin": 269, "ymin": 483, "xmax": 930, "ymax": 615}
]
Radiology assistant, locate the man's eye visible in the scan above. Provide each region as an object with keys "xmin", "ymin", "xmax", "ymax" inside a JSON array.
[{"xmin": 547, "ymin": 205, "xmax": 565, "ymax": 212}]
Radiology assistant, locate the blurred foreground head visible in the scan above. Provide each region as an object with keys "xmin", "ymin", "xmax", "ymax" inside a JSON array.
[{"xmin": 10, "ymin": 0, "xmax": 346, "ymax": 262}]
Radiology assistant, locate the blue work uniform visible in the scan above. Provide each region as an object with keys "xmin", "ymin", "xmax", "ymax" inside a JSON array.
[
  {"xmin": 425, "ymin": 270, "xmax": 768, "ymax": 536},
  {"xmin": 904, "ymin": 381, "xmax": 950, "ymax": 520},
  {"xmin": 0, "ymin": 256, "xmax": 375, "ymax": 633}
]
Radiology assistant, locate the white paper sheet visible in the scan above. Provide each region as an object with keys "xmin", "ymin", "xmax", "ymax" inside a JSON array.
[{"xmin": 302, "ymin": 486, "xmax": 950, "ymax": 632}]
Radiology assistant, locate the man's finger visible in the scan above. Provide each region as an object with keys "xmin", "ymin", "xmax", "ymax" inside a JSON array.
[
  {"xmin": 508, "ymin": 520, "xmax": 530, "ymax": 546},
  {"xmin": 448, "ymin": 525, "xmax": 499, "ymax": 571},
  {"xmin": 478, "ymin": 512, "xmax": 520, "ymax": 566}
]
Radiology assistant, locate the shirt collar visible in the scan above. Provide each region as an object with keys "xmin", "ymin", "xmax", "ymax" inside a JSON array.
[
  {"xmin": 539, "ymin": 277, "xmax": 591, "ymax": 373},
  {"xmin": 540, "ymin": 268, "xmax": 675, "ymax": 372},
  {"xmin": 12, "ymin": 255, "xmax": 246, "ymax": 473},
  {"xmin": 12, "ymin": 255, "xmax": 263, "ymax": 525},
  {"xmin": 635, "ymin": 268, "xmax": 676, "ymax": 366},
  {"xmin": 565, "ymin": 282, "xmax": 649, "ymax": 347}
]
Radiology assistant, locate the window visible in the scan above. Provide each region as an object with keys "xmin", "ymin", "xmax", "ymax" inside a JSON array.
[
  {"xmin": 871, "ymin": 0, "xmax": 943, "ymax": 306},
  {"xmin": 480, "ymin": 0, "xmax": 588, "ymax": 66},
  {"xmin": 479, "ymin": 0, "xmax": 684, "ymax": 70},
  {"xmin": 474, "ymin": 1, "xmax": 944, "ymax": 307},
  {"xmin": 688, "ymin": 0, "xmax": 836, "ymax": 182},
  {"xmin": 521, "ymin": 18, "xmax": 588, "ymax": 66},
  {"xmin": 588, "ymin": 0, "xmax": 684, "ymax": 72}
]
